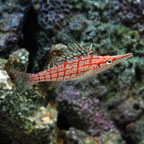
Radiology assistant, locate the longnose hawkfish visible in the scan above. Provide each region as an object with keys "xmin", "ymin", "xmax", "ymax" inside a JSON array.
[{"xmin": 12, "ymin": 44, "xmax": 133, "ymax": 93}]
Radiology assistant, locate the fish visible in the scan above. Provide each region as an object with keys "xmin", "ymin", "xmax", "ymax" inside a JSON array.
[{"xmin": 11, "ymin": 44, "xmax": 133, "ymax": 93}]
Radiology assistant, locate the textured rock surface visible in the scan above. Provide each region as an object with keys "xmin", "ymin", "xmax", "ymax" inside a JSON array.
[
  {"xmin": 0, "ymin": 0, "xmax": 144, "ymax": 144},
  {"xmin": 113, "ymin": 0, "xmax": 144, "ymax": 32},
  {"xmin": 0, "ymin": 0, "xmax": 31, "ymax": 58},
  {"xmin": 0, "ymin": 49, "xmax": 58, "ymax": 144},
  {"xmin": 57, "ymin": 127, "xmax": 125, "ymax": 144},
  {"xmin": 55, "ymin": 84, "xmax": 125, "ymax": 143},
  {"xmin": 124, "ymin": 116, "xmax": 144, "ymax": 144},
  {"xmin": 37, "ymin": 0, "xmax": 70, "ymax": 30}
]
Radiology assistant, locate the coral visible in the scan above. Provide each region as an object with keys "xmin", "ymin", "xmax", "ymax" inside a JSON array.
[
  {"xmin": 0, "ymin": 0, "xmax": 144, "ymax": 144},
  {"xmin": 101, "ymin": 131, "xmax": 126, "ymax": 144},
  {"xmin": 67, "ymin": 127, "xmax": 125, "ymax": 144},
  {"xmin": 124, "ymin": 116, "xmax": 144, "ymax": 144},
  {"xmin": 37, "ymin": 0, "xmax": 71, "ymax": 30},
  {"xmin": 113, "ymin": 0, "xmax": 144, "ymax": 32},
  {"xmin": 0, "ymin": 49, "xmax": 58, "ymax": 144},
  {"xmin": 52, "ymin": 14, "xmax": 89, "ymax": 43},
  {"xmin": 55, "ymin": 85, "xmax": 119, "ymax": 136},
  {"xmin": 0, "ymin": 0, "xmax": 31, "ymax": 58},
  {"xmin": 109, "ymin": 96, "xmax": 143, "ymax": 124},
  {"xmin": 68, "ymin": 15, "xmax": 88, "ymax": 39},
  {"xmin": 67, "ymin": 127, "xmax": 101, "ymax": 144}
]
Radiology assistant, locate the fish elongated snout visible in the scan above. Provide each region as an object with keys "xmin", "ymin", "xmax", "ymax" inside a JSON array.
[
  {"xmin": 113, "ymin": 53, "xmax": 133, "ymax": 61},
  {"xmin": 111, "ymin": 53, "xmax": 133, "ymax": 65}
]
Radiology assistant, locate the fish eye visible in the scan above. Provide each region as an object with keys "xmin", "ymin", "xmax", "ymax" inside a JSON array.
[{"xmin": 106, "ymin": 60, "xmax": 112, "ymax": 64}]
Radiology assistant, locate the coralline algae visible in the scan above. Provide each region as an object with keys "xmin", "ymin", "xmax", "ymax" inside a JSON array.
[
  {"xmin": 113, "ymin": 0, "xmax": 144, "ymax": 32},
  {"xmin": 55, "ymin": 85, "xmax": 120, "ymax": 136},
  {"xmin": 0, "ymin": 0, "xmax": 31, "ymax": 57},
  {"xmin": 0, "ymin": 0, "xmax": 144, "ymax": 144},
  {"xmin": 0, "ymin": 49, "xmax": 58, "ymax": 144}
]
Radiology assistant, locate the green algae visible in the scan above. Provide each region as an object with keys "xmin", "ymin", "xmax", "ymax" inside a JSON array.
[
  {"xmin": 102, "ymin": 132, "xmax": 124, "ymax": 144},
  {"xmin": 0, "ymin": 49, "xmax": 58, "ymax": 144},
  {"xmin": 0, "ymin": 58, "xmax": 7, "ymax": 68},
  {"xmin": 0, "ymin": 0, "xmax": 144, "ymax": 143}
]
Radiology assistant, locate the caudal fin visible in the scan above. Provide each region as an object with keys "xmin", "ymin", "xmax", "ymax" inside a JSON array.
[{"xmin": 10, "ymin": 70, "xmax": 37, "ymax": 94}]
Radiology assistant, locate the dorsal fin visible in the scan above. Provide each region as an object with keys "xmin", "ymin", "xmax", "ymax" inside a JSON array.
[
  {"xmin": 42, "ymin": 44, "xmax": 67, "ymax": 70},
  {"xmin": 64, "ymin": 43, "xmax": 94, "ymax": 61},
  {"xmin": 40, "ymin": 43, "xmax": 94, "ymax": 70}
]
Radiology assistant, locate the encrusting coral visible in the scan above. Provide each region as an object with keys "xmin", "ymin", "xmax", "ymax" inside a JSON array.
[{"xmin": 38, "ymin": 0, "xmax": 71, "ymax": 30}]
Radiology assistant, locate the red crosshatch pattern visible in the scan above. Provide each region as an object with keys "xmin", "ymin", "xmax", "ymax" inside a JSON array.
[
  {"xmin": 12, "ymin": 52, "xmax": 133, "ymax": 94},
  {"xmin": 30, "ymin": 55, "xmax": 96, "ymax": 83},
  {"xmin": 29, "ymin": 53, "xmax": 133, "ymax": 83}
]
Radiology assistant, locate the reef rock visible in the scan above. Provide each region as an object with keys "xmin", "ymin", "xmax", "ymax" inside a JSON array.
[
  {"xmin": 0, "ymin": 0, "xmax": 31, "ymax": 58},
  {"xmin": 33, "ymin": 0, "xmax": 71, "ymax": 30},
  {"xmin": 55, "ymin": 84, "xmax": 123, "ymax": 140},
  {"xmin": 113, "ymin": 0, "xmax": 144, "ymax": 32},
  {"xmin": 0, "ymin": 49, "xmax": 58, "ymax": 144},
  {"xmin": 124, "ymin": 116, "xmax": 144, "ymax": 144}
]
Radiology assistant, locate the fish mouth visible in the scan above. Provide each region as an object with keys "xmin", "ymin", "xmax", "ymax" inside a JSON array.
[{"xmin": 113, "ymin": 53, "xmax": 133, "ymax": 64}]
